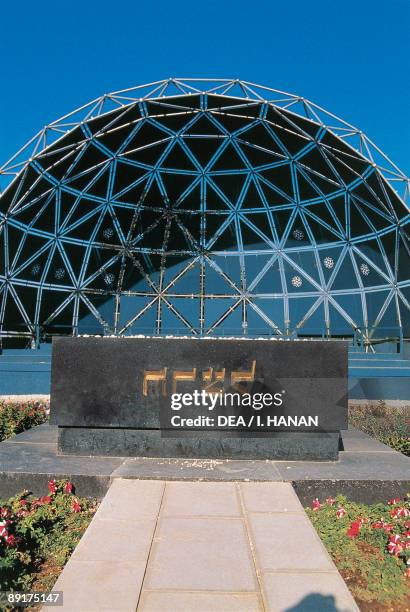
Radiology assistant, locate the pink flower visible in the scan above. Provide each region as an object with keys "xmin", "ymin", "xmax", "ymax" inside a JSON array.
[
  {"xmin": 347, "ymin": 521, "xmax": 361, "ymax": 538},
  {"xmin": 388, "ymin": 534, "xmax": 403, "ymax": 556},
  {"xmin": 64, "ymin": 482, "xmax": 73, "ymax": 494},
  {"xmin": 20, "ymin": 499, "xmax": 27, "ymax": 507},
  {"xmin": 336, "ymin": 507, "xmax": 346, "ymax": 518},
  {"xmin": 0, "ymin": 507, "xmax": 9, "ymax": 518},
  {"xmin": 48, "ymin": 479, "xmax": 57, "ymax": 494},
  {"xmin": 39, "ymin": 496, "xmax": 52, "ymax": 505},
  {"xmin": 387, "ymin": 498, "xmax": 401, "ymax": 505},
  {"xmin": 71, "ymin": 499, "xmax": 81, "ymax": 513},
  {"xmin": 312, "ymin": 498, "xmax": 322, "ymax": 511},
  {"xmin": 326, "ymin": 497, "xmax": 336, "ymax": 506}
]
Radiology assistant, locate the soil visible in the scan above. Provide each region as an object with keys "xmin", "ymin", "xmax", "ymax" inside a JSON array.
[{"xmin": 338, "ymin": 541, "xmax": 410, "ymax": 612}]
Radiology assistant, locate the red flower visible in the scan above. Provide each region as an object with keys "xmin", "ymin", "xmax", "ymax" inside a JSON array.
[
  {"xmin": 48, "ymin": 479, "xmax": 57, "ymax": 494},
  {"xmin": 387, "ymin": 498, "xmax": 401, "ymax": 505},
  {"xmin": 336, "ymin": 507, "xmax": 346, "ymax": 518},
  {"xmin": 39, "ymin": 496, "xmax": 52, "ymax": 505},
  {"xmin": 5, "ymin": 534, "xmax": 18, "ymax": 547},
  {"xmin": 312, "ymin": 498, "xmax": 322, "ymax": 511},
  {"xmin": 388, "ymin": 534, "xmax": 403, "ymax": 556},
  {"xmin": 71, "ymin": 499, "xmax": 81, "ymax": 513},
  {"xmin": 372, "ymin": 519, "xmax": 394, "ymax": 532},
  {"xmin": 347, "ymin": 520, "xmax": 361, "ymax": 538},
  {"xmin": 0, "ymin": 507, "xmax": 9, "ymax": 518},
  {"xmin": 391, "ymin": 507, "xmax": 410, "ymax": 519},
  {"xmin": 326, "ymin": 497, "xmax": 336, "ymax": 506},
  {"xmin": 64, "ymin": 482, "xmax": 73, "ymax": 494},
  {"xmin": 20, "ymin": 499, "xmax": 27, "ymax": 506}
]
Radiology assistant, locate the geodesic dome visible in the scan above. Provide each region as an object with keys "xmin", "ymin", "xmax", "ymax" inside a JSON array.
[{"xmin": 0, "ymin": 78, "xmax": 409, "ymax": 346}]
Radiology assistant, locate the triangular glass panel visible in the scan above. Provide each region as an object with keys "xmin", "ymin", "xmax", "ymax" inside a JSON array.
[
  {"xmin": 245, "ymin": 303, "xmax": 277, "ymax": 336},
  {"xmin": 176, "ymin": 184, "xmax": 201, "ymax": 212},
  {"xmin": 259, "ymin": 165, "xmax": 294, "ymax": 198},
  {"xmin": 240, "ymin": 218, "xmax": 270, "ymax": 250},
  {"xmin": 160, "ymin": 301, "xmax": 194, "ymax": 335},
  {"xmin": 204, "ymin": 260, "xmax": 238, "ymax": 294},
  {"xmin": 240, "ymin": 180, "xmax": 266, "ymax": 210},
  {"xmin": 183, "ymin": 136, "xmax": 222, "ymax": 168},
  {"xmin": 186, "ymin": 114, "xmax": 225, "ymax": 136},
  {"xmin": 77, "ymin": 299, "xmax": 105, "ymax": 335},
  {"xmin": 206, "ymin": 216, "xmax": 236, "ymax": 250},
  {"xmin": 329, "ymin": 250, "xmax": 360, "ymax": 290},
  {"xmin": 252, "ymin": 258, "xmax": 283, "ymax": 294},
  {"xmin": 161, "ymin": 141, "xmax": 198, "ymax": 171},
  {"xmin": 159, "ymin": 172, "xmax": 197, "ymax": 206},
  {"xmin": 289, "ymin": 297, "xmax": 320, "ymax": 330},
  {"xmin": 209, "ymin": 175, "xmax": 245, "ymax": 207},
  {"xmin": 250, "ymin": 297, "xmax": 284, "ymax": 329},
  {"xmin": 211, "ymin": 143, "xmax": 247, "ymax": 171},
  {"xmin": 112, "ymin": 162, "xmax": 148, "ymax": 197},
  {"xmin": 335, "ymin": 294, "xmax": 365, "ymax": 328}
]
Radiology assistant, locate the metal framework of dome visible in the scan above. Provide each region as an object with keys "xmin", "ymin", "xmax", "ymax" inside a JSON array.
[{"xmin": 0, "ymin": 78, "xmax": 409, "ymax": 347}]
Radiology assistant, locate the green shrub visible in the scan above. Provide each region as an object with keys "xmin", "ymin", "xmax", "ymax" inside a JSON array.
[
  {"xmin": 349, "ymin": 402, "xmax": 410, "ymax": 456},
  {"xmin": 0, "ymin": 479, "xmax": 97, "ymax": 591},
  {"xmin": 0, "ymin": 401, "xmax": 48, "ymax": 442},
  {"xmin": 307, "ymin": 495, "xmax": 410, "ymax": 607}
]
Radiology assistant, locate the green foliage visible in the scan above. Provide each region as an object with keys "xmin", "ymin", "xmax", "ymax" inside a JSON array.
[
  {"xmin": 0, "ymin": 480, "xmax": 97, "ymax": 591},
  {"xmin": 306, "ymin": 494, "xmax": 410, "ymax": 607},
  {"xmin": 349, "ymin": 402, "xmax": 410, "ymax": 456},
  {"xmin": 0, "ymin": 400, "xmax": 48, "ymax": 442}
]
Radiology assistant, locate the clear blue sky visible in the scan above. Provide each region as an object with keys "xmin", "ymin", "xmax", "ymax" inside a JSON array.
[{"xmin": 1, "ymin": 0, "xmax": 409, "ymax": 174}]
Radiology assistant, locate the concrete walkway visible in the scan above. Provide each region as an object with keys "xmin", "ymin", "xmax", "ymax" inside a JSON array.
[{"xmin": 52, "ymin": 479, "xmax": 358, "ymax": 612}]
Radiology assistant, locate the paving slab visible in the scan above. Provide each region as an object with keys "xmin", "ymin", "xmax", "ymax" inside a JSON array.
[
  {"xmin": 144, "ymin": 516, "xmax": 258, "ymax": 591},
  {"xmin": 240, "ymin": 481, "xmax": 304, "ymax": 513},
  {"xmin": 163, "ymin": 481, "xmax": 242, "ymax": 516},
  {"xmin": 262, "ymin": 571, "xmax": 359, "ymax": 612},
  {"xmin": 138, "ymin": 591, "xmax": 262, "ymax": 611},
  {"xmin": 97, "ymin": 478, "xmax": 165, "ymax": 520},
  {"xmin": 51, "ymin": 559, "xmax": 142, "ymax": 612},
  {"xmin": 247, "ymin": 512, "xmax": 335, "ymax": 572}
]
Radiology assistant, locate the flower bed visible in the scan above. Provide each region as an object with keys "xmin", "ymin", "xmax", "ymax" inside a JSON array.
[
  {"xmin": 0, "ymin": 400, "xmax": 48, "ymax": 443},
  {"xmin": 349, "ymin": 402, "xmax": 410, "ymax": 457},
  {"xmin": 0, "ymin": 480, "xmax": 98, "ymax": 593},
  {"xmin": 307, "ymin": 495, "xmax": 410, "ymax": 611}
]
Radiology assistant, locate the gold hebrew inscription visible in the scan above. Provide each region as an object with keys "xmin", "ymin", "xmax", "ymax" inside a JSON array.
[
  {"xmin": 231, "ymin": 360, "xmax": 256, "ymax": 387},
  {"xmin": 143, "ymin": 367, "xmax": 168, "ymax": 396},
  {"xmin": 172, "ymin": 368, "xmax": 197, "ymax": 393},
  {"xmin": 142, "ymin": 362, "xmax": 257, "ymax": 396}
]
